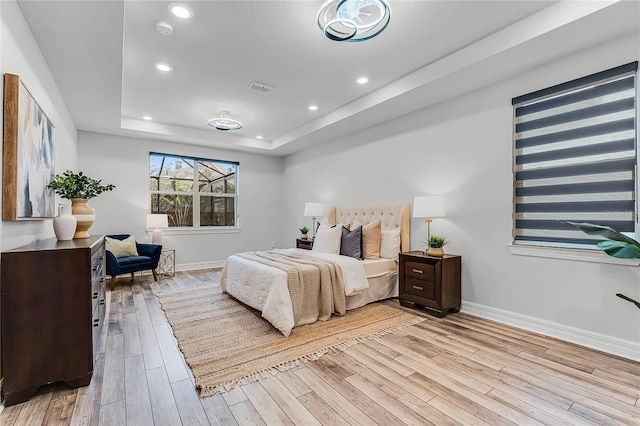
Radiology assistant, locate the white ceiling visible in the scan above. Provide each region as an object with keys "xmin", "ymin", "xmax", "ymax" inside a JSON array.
[{"xmin": 17, "ymin": 1, "xmax": 640, "ymax": 157}]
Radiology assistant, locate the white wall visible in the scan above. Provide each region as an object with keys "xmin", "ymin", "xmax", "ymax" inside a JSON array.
[
  {"xmin": 282, "ymin": 33, "xmax": 640, "ymax": 358},
  {"xmin": 0, "ymin": 0, "xmax": 78, "ymax": 251},
  {"xmin": 77, "ymin": 131, "xmax": 284, "ymax": 269}
]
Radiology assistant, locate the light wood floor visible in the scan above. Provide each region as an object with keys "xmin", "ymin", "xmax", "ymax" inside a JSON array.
[{"xmin": 1, "ymin": 268, "xmax": 639, "ymax": 425}]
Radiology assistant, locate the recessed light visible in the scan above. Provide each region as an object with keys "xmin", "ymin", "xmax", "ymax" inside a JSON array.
[
  {"xmin": 169, "ymin": 2, "xmax": 193, "ymax": 19},
  {"xmin": 256, "ymin": 135, "xmax": 263, "ymax": 139},
  {"xmin": 357, "ymin": 77, "xmax": 369, "ymax": 84},
  {"xmin": 308, "ymin": 105, "xmax": 318, "ymax": 111},
  {"xmin": 143, "ymin": 116, "xmax": 153, "ymax": 121},
  {"xmin": 155, "ymin": 63, "xmax": 173, "ymax": 72}
]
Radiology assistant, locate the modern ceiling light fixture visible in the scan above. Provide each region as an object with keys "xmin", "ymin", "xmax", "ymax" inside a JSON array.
[
  {"xmin": 317, "ymin": 0, "xmax": 391, "ymax": 42},
  {"xmin": 308, "ymin": 105, "xmax": 318, "ymax": 111},
  {"xmin": 142, "ymin": 116, "xmax": 153, "ymax": 121},
  {"xmin": 207, "ymin": 111, "xmax": 243, "ymax": 131},
  {"xmin": 169, "ymin": 2, "xmax": 193, "ymax": 19},
  {"xmin": 357, "ymin": 76, "xmax": 369, "ymax": 84}
]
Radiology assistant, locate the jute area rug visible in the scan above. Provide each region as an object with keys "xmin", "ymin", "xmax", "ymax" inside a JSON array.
[{"xmin": 157, "ymin": 284, "xmax": 425, "ymax": 397}]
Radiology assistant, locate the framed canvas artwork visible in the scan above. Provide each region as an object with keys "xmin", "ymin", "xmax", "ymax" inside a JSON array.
[{"xmin": 2, "ymin": 73, "xmax": 55, "ymax": 220}]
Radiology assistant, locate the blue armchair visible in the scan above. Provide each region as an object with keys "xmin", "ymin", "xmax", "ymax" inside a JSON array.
[{"xmin": 105, "ymin": 234, "xmax": 162, "ymax": 290}]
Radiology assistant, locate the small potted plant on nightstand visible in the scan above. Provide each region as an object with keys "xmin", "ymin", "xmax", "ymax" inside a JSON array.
[
  {"xmin": 427, "ymin": 235, "xmax": 448, "ymax": 257},
  {"xmin": 299, "ymin": 226, "xmax": 309, "ymax": 240}
]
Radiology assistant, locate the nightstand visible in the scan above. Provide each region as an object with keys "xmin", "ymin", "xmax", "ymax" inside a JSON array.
[
  {"xmin": 399, "ymin": 251, "xmax": 461, "ymax": 317},
  {"xmin": 296, "ymin": 238, "xmax": 313, "ymax": 250}
]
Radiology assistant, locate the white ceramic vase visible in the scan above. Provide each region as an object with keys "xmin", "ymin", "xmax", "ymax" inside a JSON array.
[{"xmin": 53, "ymin": 204, "xmax": 77, "ymax": 241}]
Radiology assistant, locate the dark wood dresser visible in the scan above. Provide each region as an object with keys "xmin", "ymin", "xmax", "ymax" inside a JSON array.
[
  {"xmin": 399, "ymin": 251, "xmax": 461, "ymax": 317},
  {"xmin": 1, "ymin": 235, "xmax": 106, "ymax": 406}
]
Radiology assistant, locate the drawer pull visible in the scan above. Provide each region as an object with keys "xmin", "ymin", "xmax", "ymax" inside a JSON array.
[
  {"xmin": 100, "ymin": 299, "xmax": 105, "ymax": 305},
  {"xmin": 93, "ymin": 319, "xmax": 99, "ymax": 325},
  {"xmin": 93, "ymin": 292, "xmax": 98, "ymax": 299},
  {"xmin": 92, "ymin": 265, "xmax": 99, "ymax": 271},
  {"xmin": 412, "ymin": 285, "xmax": 424, "ymax": 291},
  {"xmin": 412, "ymin": 269, "xmax": 423, "ymax": 274}
]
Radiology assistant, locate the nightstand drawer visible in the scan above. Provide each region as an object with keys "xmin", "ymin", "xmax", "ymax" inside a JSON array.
[
  {"xmin": 405, "ymin": 261, "xmax": 435, "ymax": 281},
  {"xmin": 404, "ymin": 277, "xmax": 435, "ymax": 299}
]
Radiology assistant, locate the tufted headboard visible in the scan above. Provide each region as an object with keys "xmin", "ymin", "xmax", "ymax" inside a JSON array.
[{"xmin": 327, "ymin": 203, "xmax": 411, "ymax": 252}]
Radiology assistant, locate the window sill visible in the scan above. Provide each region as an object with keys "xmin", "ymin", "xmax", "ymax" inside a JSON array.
[
  {"xmin": 506, "ymin": 244, "xmax": 640, "ymax": 266},
  {"xmin": 146, "ymin": 227, "xmax": 240, "ymax": 236}
]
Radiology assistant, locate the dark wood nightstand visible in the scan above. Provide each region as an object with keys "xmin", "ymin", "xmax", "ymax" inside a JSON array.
[
  {"xmin": 296, "ymin": 238, "xmax": 313, "ymax": 250},
  {"xmin": 399, "ymin": 251, "xmax": 461, "ymax": 317}
]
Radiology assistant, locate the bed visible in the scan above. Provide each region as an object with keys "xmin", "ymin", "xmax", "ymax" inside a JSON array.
[{"xmin": 221, "ymin": 203, "xmax": 410, "ymax": 336}]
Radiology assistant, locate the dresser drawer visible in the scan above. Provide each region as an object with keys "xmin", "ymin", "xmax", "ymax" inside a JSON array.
[
  {"xmin": 405, "ymin": 261, "xmax": 435, "ymax": 281},
  {"xmin": 91, "ymin": 251, "xmax": 104, "ymax": 282},
  {"xmin": 404, "ymin": 277, "xmax": 435, "ymax": 299},
  {"xmin": 91, "ymin": 275, "xmax": 105, "ymax": 313}
]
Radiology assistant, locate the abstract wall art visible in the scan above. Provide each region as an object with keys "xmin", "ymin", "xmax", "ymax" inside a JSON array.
[{"xmin": 3, "ymin": 73, "xmax": 55, "ymax": 220}]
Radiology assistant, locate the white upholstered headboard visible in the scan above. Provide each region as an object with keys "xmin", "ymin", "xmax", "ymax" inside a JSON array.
[{"xmin": 328, "ymin": 203, "xmax": 411, "ymax": 252}]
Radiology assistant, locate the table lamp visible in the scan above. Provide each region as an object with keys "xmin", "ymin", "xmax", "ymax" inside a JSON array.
[
  {"xmin": 146, "ymin": 214, "xmax": 169, "ymax": 245},
  {"xmin": 303, "ymin": 202, "xmax": 324, "ymax": 240},
  {"xmin": 413, "ymin": 196, "xmax": 445, "ymax": 249}
]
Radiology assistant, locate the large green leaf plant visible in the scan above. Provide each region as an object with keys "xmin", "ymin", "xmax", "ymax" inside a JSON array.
[{"xmin": 566, "ymin": 221, "xmax": 640, "ymax": 309}]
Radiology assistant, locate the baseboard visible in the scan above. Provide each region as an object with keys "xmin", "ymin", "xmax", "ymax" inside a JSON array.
[
  {"xmin": 461, "ymin": 301, "xmax": 640, "ymax": 362},
  {"xmin": 175, "ymin": 260, "xmax": 225, "ymax": 272}
]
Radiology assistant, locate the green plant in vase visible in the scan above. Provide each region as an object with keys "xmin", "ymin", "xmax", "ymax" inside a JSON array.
[
  {"xmin": 565, "ymin": 221, "xmax": 640, "ymax": 309},
  {"xmin": 299, "ymin": 226, "xmax": 310, "ymax": 240},
  {"xmin": 427, "ymin": 235, "xmax": 448, "ymax": 257},
  {"xmin": 48, "ymin": 170, "xmax": 115, "ymax": 238}
]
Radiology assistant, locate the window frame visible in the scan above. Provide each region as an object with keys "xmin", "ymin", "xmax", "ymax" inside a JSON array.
[
  {"xmin": 148, "ymin": 152, "xmax": 240, "ymax": 233},
  {"xmin": 511, "ymin": 62, "xmax": 639, "ymax": 251}
]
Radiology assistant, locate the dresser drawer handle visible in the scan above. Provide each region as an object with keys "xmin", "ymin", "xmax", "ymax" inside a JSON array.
[
  {"xmin": 93, "ymin": 292, "xmax": 99, "ymax": 299},
  {"xmin": 412, "ymin": 269, "xmax": 423, "ymax": 274},
  {"xmin": 92, "ymin": 265, "xmax": 99, "ymax": 272},
  {"xmin": 412, "ymin": 285, "xmax": 424, "ymax": 291}
]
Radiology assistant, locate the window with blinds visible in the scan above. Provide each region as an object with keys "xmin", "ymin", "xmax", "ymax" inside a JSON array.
[{"xmin": 512, "ymin": 62, "xmax": 638, "ymax": 247}]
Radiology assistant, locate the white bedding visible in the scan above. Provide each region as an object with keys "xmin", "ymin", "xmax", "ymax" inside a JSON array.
[{"xmin": 221, "ymin": 248, "xmax": 370, "ymax": 336}]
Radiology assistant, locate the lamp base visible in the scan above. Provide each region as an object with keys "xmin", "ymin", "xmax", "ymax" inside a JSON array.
[{"xmin": 151, "ymin": 229, "xmax": 163, "ymax": 245}]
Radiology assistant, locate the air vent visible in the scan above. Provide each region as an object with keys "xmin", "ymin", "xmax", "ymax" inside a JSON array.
[{"xmin": 248, "ymin": 81, "xmax": 275, "ymax": 93}]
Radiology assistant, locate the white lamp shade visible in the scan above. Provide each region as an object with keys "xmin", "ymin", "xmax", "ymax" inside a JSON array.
[
  {"xmin": 413, "ymin": 196, "xmax": 445, "ymax": 218},
  {"xmin": 304, "ymin": 202, "xmax": 324, "ymax": 217},
  {"xmin": 146, "ymin": 213, "xmax": 169, "ymax": 228}
]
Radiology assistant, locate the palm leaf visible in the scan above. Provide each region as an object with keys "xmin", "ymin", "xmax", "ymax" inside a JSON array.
[
  {"xmin": 564, "ymin": 221, "xmax": 640, "ymax": 255},
  {"xmin": 597, "ymin": 240, "xmax": 640, "ymax": 259},
  {"xmin": 616, "ymin": 293, "xmax": 640, "ymax": 310}
]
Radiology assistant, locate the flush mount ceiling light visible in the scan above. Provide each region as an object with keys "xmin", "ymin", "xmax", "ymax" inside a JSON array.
[
  {"xmin": 142, "ymin": 116, "xmax": 153, "ymax": 121},
  {"xmin": 207, "ymin": 111, "xmax": 243, "ymax": 131},
  {"xmin": 154, "ymin": 20, "xmax": 173, "ymax": 36},
  {"xmin": 317, "ymin": 0, "xmax": 391, "ymax": 42},
  {"xmin": 169, "ymin": 2, "xmax": 193, "ymax": 19},
  {"xmin": 357, "ymin": 76, "xmax": 369, "ymax": 84},
  {"xmin": 308, "ymin": 105, "xmax": 318, "ymax": 111}
]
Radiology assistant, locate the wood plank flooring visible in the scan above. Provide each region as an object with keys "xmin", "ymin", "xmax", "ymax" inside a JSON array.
[{"xmin": 1, "ymin": 268, "xmax": 639, "ymax": 425}]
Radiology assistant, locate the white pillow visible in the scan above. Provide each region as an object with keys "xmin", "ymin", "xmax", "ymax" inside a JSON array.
[
  {"xmin": 312, "ymin": 223, "xmax": 342, "ymax": 254},
  {"xmin": 105, "ymin": 235, "xmax": 139, "ymax": 258},
  {"xmin": 380, "ymin": 228, "xmax": 401, "ymax": 260}
]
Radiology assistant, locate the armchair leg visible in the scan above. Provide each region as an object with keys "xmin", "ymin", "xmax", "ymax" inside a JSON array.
[
  {"xmin": 110, "ymin": 276, "xmax": 116, "ymax": 291},
  {"xmin": 130, "ymin": 272, "xmax": 135, "ymax": 281},
  {"xmin": 152, "ymin": 269, "xmax": 158, "ymax": 281}
]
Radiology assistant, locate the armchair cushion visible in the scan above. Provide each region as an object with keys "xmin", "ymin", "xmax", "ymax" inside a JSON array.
[{"xmin": 105, "ymin": 235, "xmax": 138, "ymax": 258}]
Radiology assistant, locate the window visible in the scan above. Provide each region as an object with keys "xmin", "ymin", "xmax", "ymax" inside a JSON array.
[
  {"xmin": 512, "ymin": 62, "xmax": 638, "ymax": 248},
  {"xmin": 149, "ymin": 152, "xmax": 238, "ymax": 228}
]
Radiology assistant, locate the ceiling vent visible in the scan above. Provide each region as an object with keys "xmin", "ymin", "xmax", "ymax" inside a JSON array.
[{"xmin": 248, "ymin": 81, "xmax": 275, "ymax": 93}]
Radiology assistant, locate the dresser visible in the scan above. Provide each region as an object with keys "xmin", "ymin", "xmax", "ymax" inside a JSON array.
[
  {"xmin": 1, "ymin": 236, "xmax": 106, "ymax": 406},
  {"xmin": 398, "ymin": 251, "xmax": 461, "ymax": 317}
]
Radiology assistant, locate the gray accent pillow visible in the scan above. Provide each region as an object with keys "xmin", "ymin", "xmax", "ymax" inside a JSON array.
[{"xmin": 340, "ymin": 225, "xmax": 363, "ymax": 260}]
